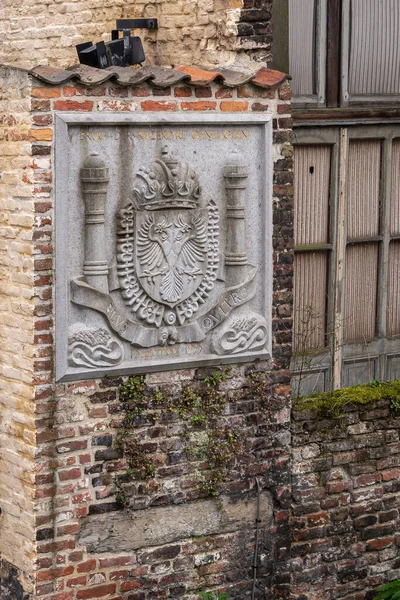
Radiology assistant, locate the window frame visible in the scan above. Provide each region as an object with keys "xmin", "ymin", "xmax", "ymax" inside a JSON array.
[
  {"xmin": 288, "ymin": 0, "xmax": 400, "ymax": 108},
  {"xmin": 341, "ymin": 0, "xmax": 400, "ymax": 106},
  {"xmin": 292, "ymin": 124, "xmax": 400, "ymax": 393},
  {"xmin": 288, "ymin": 0, "xmax": 327, "ymax": 107}
]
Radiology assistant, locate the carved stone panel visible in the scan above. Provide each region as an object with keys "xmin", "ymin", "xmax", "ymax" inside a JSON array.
[{"xmin": 55, "ymin": 114, "xmax": 272, "ymax": 380}]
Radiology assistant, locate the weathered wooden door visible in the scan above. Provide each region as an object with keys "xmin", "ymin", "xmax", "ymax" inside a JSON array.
[{"xmin": 292, "ymin": 125, "xmax": 400, "ymax": 395}]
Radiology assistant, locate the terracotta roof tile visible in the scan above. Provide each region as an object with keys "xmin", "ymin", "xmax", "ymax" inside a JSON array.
[
  {"xmin": 251, "ymin": 67, "xmax": 288, "ymax": 89},
  {"xmin": 28, "ymin": 63, "xmax": 288, "ymax": 90},
  {"xmin": 174, "ymin": 65, "xmax": 225, "ymax": 86}
]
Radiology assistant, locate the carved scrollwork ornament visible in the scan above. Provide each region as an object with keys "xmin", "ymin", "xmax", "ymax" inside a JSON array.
[
  {"xmin": 68, "ymin": 328, "xmax": 124, "ymax": 368},
  {"xmin": 211, "ymin": 313, "xmax": 268, "ymax": 356}
]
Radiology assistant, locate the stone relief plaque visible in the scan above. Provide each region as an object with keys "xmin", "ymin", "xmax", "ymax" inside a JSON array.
[{"xmin": 55, "ymin": 114, "xmax": 272, "ymax": 381}]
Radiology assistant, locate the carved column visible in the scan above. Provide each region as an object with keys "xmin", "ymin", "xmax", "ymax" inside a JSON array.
[
  {"xmin": 81, "ymin": 152, "xmax": 109, "ymax": 293},
  {"xmin": 223, "ymin": 151, "xmax": 249, "ymax": 287}
]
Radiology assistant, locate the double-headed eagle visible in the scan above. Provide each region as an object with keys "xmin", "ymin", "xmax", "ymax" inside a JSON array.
[{"xmin": 137, "ymin": 212, "xmax": 207, "ymax": 304}]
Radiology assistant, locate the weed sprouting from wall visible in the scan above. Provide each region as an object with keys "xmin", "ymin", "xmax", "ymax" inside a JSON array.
[{"xmin": 112, "ymin": 370, "xmax": 270, "ymax": 506}]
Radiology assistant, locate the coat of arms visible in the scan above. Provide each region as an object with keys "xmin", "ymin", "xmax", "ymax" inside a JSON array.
[
  {"xmin": 116, "ymin": 147, "xmax": 220, "ymax": 336},
  {"xmin": 69, "ymin": 144, "xmax": 267, "ymax": 363}
]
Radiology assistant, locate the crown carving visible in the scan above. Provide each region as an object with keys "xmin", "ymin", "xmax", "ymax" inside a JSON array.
[{"xmin": 133, "ymin": 146, "xmax": 201, "ymax": 210}]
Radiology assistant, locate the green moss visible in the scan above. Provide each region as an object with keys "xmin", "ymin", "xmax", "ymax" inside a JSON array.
[
  {"xmin": 293, "ymin": 379, "xmax": 400, "ymax": 417},
  {"xmin": 113, "ymin": 370, "xmax": 252, "ymax": 504}
]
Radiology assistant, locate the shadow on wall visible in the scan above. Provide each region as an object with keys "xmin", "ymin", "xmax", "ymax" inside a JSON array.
[{"xmin": 0, "ymin": 559, "xmax": 30, "ymax": 600}]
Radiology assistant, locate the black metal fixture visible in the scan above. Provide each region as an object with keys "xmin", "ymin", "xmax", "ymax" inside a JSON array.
[{"xmin": 76, "ymin": 18, "xmax": 158, "ymax": 69}]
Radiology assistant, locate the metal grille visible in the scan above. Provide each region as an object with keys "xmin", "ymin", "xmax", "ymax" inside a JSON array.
[
  {"xmin": 289, "ymin": 0, "xmax": 316, "ymax": 96},
  {"xmin": 390, "ymin": 140, "xmax": 400, "ymax": 235},
  {"xmin": 344, "ymin": 243, "xmax": 379, "ymax": 343},
  {"xmin": 294, "ymin": 145, "xmax": 331, "ymax": 245},
  {"xmin": 347, "ymin": 140, "xmax": 381, "ymax": 239},
  {"xmin": 349, "ymin": 0, "xmax": 400, "ymax": 95},
  {"xmin": 294, "ymin": 252, "xmax": 328, "ymax": 352},
  {"xmin": 293, "ymin": 144, "xmax": 331, "ymax": 353},
  {"xmin": 387, "ymin": 241, "xmax": 400, "ymax": 337}
]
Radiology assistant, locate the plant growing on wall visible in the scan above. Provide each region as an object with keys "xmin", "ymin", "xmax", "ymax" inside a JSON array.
[
  {"xmin": 112, "ymin": 369, "xmax": 270, "ymax": 506},
  {"xmin": 197, "ymin": 588, "xmax": 231, "ymax": 600},
  {"xmin": 373, "ymin": 579, "xmax": 400, "ymax": 600},
  {"xmin": 293, "ymin": 379, "xmax": 400, "ymax": 418}
]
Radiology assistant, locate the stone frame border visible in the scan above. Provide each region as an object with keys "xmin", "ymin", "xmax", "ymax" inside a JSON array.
[{"xmin": 55, "ymin": 112, "xmax": 272, "ymax": 381}]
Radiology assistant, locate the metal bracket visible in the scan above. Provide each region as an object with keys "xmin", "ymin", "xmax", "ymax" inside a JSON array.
[{"xmin": 115, "ymin": 18, "xmax": 158, "ymax": 30}]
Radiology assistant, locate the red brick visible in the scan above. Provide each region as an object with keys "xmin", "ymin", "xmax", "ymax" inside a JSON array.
[
  {"xmin": 215, "ymin": 88, "xmax": 233, "ymax": 99},
  {"xmin": 33, "ymin": 114, "xmax": 53, "ymax": 126},
  {"xmin": 88, "ymin": 406, "xmax": 107, "ymax": 418},
  {"xmin": 58, "ymin": 468, "xmax": 82, "ymax": 481},
  {"xmin": 67, "ymin": 575, "xmax": 87, "ymax": 587},
  {"xmin": 279, "ymin": 85, "xmax": 292, "ymax": 100},
  {"xmin": 220, "ymin": 101, "xmax": 248, "ymax": 112},
  {"xmin": 174, "ymin": 86, "xmax": 192, "ymax": 97},
  {"xmin": 120, "ymin": 581, "xmax": 141, "ymax": 592},
  {"xmin": 141, "ymin": 100, "xmax": 177, "ymax": 111},
  {"xmin": 181, "ymin": 101, "xmax": 217, "ymax": 111},
  {"xmin": 152, "ymin": 87, "xmax": 171, "ymax": 96},
  {"xmin": 131, "ymin": 87, "xmax": 151, "ymax": 96},
  {"xmin": 252, "ymin": 102, "xmax": 269, "ymax": 111},
  {"xmin": 63, "ymin": 86, "xmax": 78, "ymax": 97},
  {"xmin": 36, "ymin": 583, "xmax": 54, "ymax": 595},
  {"xmin": 38, "ymin": 540, "xmax": 76, "ymax": 553},
  {"xmin": 37, "ymin": 566, "xmax": 74, "ymax": 582},
  {"xmin": 36, "ymin": 473, "xmax": 53, "ymax": 486},
  {"xmin": 328, "ymin": 481, "xmax": 350, "ymax": 494},
  {"xmin": 37, "ymin": 557, "xmax": 53, "ymax": 569},
  {"xmin": 57, "ymin": 440, "xmax": 87, "ymax": 453},
  {"xmin": 195, "ymin": 86, "xmax": 212, "ymax": 98},
  {"xmin": 57, "ymin": 427, "xmax": 76, "ymax": 439},
  {"xmin": 382, "ymin": 468, "xmax": 400, "ymax": 481},
  {"xmin": 32, "ymin": 99, "xmax": 51, "ymax": 111},
  {"xmin": 366, "ymin": 537, "xmax": 394, "ymax": 551},
  {"xmin": 308, "ymin": 512, "xmax": 329, "ymax": 526},
  {"xmin": 54, "ymin": 100, "xmax": 94, "ymax": 111},
  {"xmin": 84, "ymin": 86, "xmax": 106, "ymax": 97},
  {"xmin": 32, "ymin": 87, "xmax": 61, "ymax": 98},
  {"xmin": 277, "ymin": 103, "xmax": 291, "ymax": 114},
  {"xmin": 98, "ymin": 556, "xmax": 135, "ymax": 568},
  {"xmin": 109, "ymin": 86, "xmax": 128, "ymax": 97},
  {"xmin": 36, "ymin": 430, "xmax": 56, "ymax": 444},
  {"xmin": 77, "ymin": 560, "xmax": 97, "ymax": 573},
  {"xmin": 72, "ymin": 492, "xmax": 91, "ymax": 504},
  {"xmin": 69, "ymin": 551, "xmax": 84, "ymax": 563},
  {"xmin": 77, "ymin": 584, "xmax": 116, "ymax": 598},
  {"xmin": 109, "ymin": 570, "xmax": 131, "ymax": 580},
  {"xmin": 35, "ymin": 486, "xmax": 55, "ymax": 499},
  {"xmin": 57, "ymin": 523, "xmax": 80, "ymax": 536}
]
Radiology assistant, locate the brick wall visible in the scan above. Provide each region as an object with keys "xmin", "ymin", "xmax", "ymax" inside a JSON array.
[
  {"xmin": 0, "ymin": 65, "xmax": 36, "ymax": 595},
  {"xmin": 0, "ymin": 71, "xmax": 294, "ymax": 599},
  {"xmin": 291, "ymin": 399, "xmax": 400, "ymax": 600},
  {"xmin": 0, "ymin": 0, "xmax": 275, "ymax": 71}
]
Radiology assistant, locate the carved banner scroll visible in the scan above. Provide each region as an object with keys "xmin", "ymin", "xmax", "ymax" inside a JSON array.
[{"xmin": 55, "ymin": 116, "xmax": 272, "ymax": 380}]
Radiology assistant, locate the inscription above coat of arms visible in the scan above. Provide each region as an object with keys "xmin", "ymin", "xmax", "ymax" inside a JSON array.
[{"xmin": 56, "ymin": 116, "xmax": 272, "ymax": 380}]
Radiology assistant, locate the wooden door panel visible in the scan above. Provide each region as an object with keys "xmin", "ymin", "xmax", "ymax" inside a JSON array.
[{"xmin": 293, "ymin": 125, "xmax": 400, "ymax": 395}]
